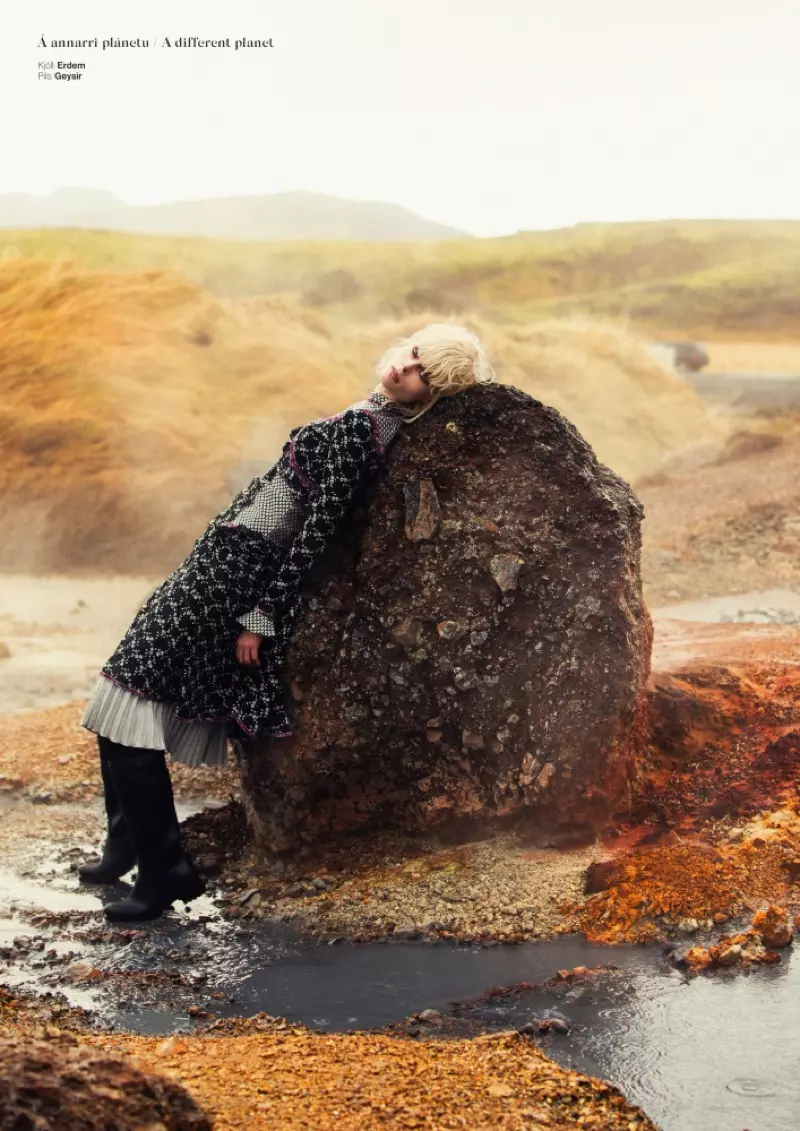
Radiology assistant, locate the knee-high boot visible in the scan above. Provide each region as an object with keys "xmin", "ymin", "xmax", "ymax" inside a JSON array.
[
  {"xmin": 78, "ymin": 736, "xmax": 137, "ymax": 884},
  {"xmin": 99, "ymin": 742, "xmax": 205, "ymax": 923}
]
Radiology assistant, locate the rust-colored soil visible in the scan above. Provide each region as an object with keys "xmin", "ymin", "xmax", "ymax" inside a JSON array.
[
  {"xmin": 564, "ymin": 836, "xmax": 796, "ymax": 943},
  {"xmin": 563, "ymin": 655, "xmax": 800, "ymax": 943},
  {"xmin": 0, "ymin": 991, "xmax": 655, "ymax": 1130}
]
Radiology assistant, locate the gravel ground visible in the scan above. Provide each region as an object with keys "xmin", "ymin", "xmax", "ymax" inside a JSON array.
[
  {"xmin": 0, "ymin": 702, "xmax": 606, "ymax": 944},
  {"xmin": 0, "ymin": 990, "xmax": 656, "ymax": 1131},
  {"xmin": 212, "ymin": 826, "xmax": 602, "ymax": 943},
  {"xmin": 0, "ymin": 793, "xmax": 601, "ymax": 944},
  {"xmin": 0, "ymin": 990, "xmax": 658, "ymax": 1130},
  {"xmin": 0, "ymin": 701, "xmax": 236, "ymax": 804}
]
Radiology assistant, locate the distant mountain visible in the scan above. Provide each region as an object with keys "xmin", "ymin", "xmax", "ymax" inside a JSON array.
[{"xmin": 0, "ymin": 187, "xmax": 472, "ymax": 241}]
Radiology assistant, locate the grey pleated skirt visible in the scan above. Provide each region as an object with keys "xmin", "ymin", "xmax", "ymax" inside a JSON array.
[{"xmin": 81, "ymin": 675, "xmax": 229, "ymax": 767}]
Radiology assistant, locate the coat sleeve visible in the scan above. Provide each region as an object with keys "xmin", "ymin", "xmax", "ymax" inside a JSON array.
[
  {"xmin": 237, "ymin": 607, "xmax": 277, "ymax": 636},
  {"xmin": 256, "ymin": 409, "xmax": 378, "ymax": 643}
]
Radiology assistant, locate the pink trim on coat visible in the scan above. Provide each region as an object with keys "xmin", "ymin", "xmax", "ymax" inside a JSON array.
[{"xmin": 289, "ymin": 436, "xmax": 319, "ymax": 494}]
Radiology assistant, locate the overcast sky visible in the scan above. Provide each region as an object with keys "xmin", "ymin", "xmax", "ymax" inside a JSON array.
[{"xmin": 2, "ymin": 0, "xmax": 798, "ymax": 237}]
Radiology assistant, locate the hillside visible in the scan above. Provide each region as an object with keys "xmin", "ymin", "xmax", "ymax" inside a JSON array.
[
  {"xmin": 0, "ymin": 188, "xmax": 470, "ymax": 242},
  {"xmin": 2, "ymin": 219, "xmax": 800, "ymax": 336},
  {"xmin": 0, "ymin": 258, "xmax": 722, "ymax": 574}
]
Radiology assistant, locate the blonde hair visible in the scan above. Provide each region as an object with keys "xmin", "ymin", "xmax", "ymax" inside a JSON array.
[{"xmin": 378, "ymin": 323, "xmax": 496, "ymax": 424}]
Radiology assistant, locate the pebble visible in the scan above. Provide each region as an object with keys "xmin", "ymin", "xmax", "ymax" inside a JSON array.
[
  {"xmin": 417, "ymin": 1009, "xmax": 444, "ymax": 1025},
  {"xmin": 716, "ymin": 944, "xmax": 742, "ymax": 967}
]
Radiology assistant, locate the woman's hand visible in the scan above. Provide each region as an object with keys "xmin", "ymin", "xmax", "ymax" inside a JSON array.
[{"xmin": 236, "ymin": 630, "xmax": 265, "ymax": 666}]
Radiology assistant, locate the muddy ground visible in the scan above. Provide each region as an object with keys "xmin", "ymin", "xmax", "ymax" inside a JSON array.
[{"xmin": 1, "ymin": 411, "xmax": 800, "ymax": 1129}]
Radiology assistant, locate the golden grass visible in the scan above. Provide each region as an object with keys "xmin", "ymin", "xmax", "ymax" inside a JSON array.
[
  {"xmin": 3, "ymin": 218, "xmax": 800, "ymax": 337},
  {"xmin": 0, "ymin": 257, "xmax": 728, "ymax": 573}
]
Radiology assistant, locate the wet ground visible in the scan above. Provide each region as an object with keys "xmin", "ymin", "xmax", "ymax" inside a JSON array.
[
  {"xmin": 652, "ymin": 587, "xmax": 800, "ymax": 625},
  {"xmin": 2, "ymin": 579, "xmax": 800, "ymax": 1129},
  {"xmin": 1, "ymin": 823, "xmax": 799, "ymax": 1131}
]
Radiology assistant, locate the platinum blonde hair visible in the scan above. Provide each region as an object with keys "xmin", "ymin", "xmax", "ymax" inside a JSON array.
[{"xmin": 378, "ymin": 323, "xmax": 496, "ymax": 424}]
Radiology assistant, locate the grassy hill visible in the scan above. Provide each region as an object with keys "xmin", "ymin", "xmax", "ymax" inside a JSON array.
[
  {"xmin": 0, "ymin": 255, "xmax": 724, "ymax": 574},
  {"xmin": 2, "ymin": 219, "xmax": 800, "ymax": 337}
]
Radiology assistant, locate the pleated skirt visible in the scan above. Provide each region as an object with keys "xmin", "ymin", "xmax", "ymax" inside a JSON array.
[{"xmin": 81, "ymin": 674, "xmax": 229, "ymax": 767}]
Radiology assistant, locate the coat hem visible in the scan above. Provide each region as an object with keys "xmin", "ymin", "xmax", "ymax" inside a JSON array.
[{"xmin": 94, "ymin": 672, "xmax": 291, "ymax": 741}]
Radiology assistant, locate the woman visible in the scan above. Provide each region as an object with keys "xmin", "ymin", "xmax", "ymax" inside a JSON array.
[{"xmin": 78, "ymin": 322, "xmax": 496, "ymax": 922}]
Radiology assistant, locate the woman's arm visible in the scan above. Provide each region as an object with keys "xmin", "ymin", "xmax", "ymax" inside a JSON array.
[{"xmin": 262, "ymin": 408, "xmax": 378, "ymax": 646}]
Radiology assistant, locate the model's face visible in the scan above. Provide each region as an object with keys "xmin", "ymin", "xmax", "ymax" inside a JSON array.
[{"xmin": 375, "ymin": 342, "xmax": 432, "ymax": 404}]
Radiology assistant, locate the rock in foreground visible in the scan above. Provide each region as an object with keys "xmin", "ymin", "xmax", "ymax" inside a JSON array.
[
  {"xmin": 240, "ymin": 385, "xmax": 652, "ymax": 851},
  {"xmin": 0, "ymin": 1035, "xmax": 211, "ymax": 1130}
]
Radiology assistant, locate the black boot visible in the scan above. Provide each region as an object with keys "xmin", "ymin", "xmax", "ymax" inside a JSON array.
[
  {"xmin": 100, "ymin": 745, "xmax": 205, "ymax": 923},
  {"xmin": 78, "ymin": 737, "xmax": 136, "ymax": 884}
]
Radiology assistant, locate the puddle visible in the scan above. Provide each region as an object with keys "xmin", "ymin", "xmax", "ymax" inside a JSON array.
[
  {"xmin": 1, "ymin": 858, "xmax": 800, "ymax": 1129},
  {"xmin": 0, "ymin": 869, "xmax": 101, "ymax": 915},
  {"xmin": 0, "ymin": 917, "xmax": 39, "ymax": 943},
  {"xmin": 537, "ymin": 957, "xmax": 800, "ymax": 1131},
  {"xmin": 654, "ymin": 588, "xmax": 800, "ymax": 625},
  {"xmin": 123, "ymin": 934, "xmax": 647, "ymax": 1035}
]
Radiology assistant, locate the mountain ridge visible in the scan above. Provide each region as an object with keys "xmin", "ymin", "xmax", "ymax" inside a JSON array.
[{"xmin": 0, "ymin": 186, "xmax": 472, "ymax": 242}]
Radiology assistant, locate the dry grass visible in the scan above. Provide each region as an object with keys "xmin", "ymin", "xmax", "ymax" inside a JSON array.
[
  {"xmin": 1, "ymin": 257, "xmax": 727, "ymax": 573},
  {"xmin": 491, "ymin": 315, "xmax": 727, "ymax": 483},
  {"xmin": 3, "ymin": 218, "xmax": 800, "ymax": 336}
]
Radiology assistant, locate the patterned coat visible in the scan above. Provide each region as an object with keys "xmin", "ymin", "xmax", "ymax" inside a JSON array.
[{"xmin": 99, "ymin": 393, "xmax": 404, "ymax": 740}]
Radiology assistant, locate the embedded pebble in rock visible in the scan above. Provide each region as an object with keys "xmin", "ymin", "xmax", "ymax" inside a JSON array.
[
  {"xmin": 677, "ymin": 917, "xmax": 699, "ymax": 934},
  {"xmin": 716, "ymin": 943, "xmax": 742, "ymax": 966},
  {"xmin": 672, "ymin": 928, "xmax": 782, "ymax": 972},
  {"xmin": 489, "ymin": 553, "xmax": 525, "ymax": 592},
  {"xmin": 417, "ymin": 1009, "xmax": 444, "ymax": 1025}
]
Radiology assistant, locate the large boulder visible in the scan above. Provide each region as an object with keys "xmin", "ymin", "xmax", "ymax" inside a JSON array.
[
  {"xmin": 0, "ymin": 1035, "xmax": 211, "ymax": 1130},
  {"xmin": 239, "ymin": 384, "xmax": 652, "ymax": 851}
]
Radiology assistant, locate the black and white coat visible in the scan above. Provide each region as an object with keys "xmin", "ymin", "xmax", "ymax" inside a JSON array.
[{"xmin": 81, "ymin": 392, "xmax": 404, "ymax": 756}]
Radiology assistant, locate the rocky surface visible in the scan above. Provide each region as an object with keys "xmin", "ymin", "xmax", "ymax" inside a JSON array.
[
  {"xmin": 203, "ymin": 822, "xmax": 602, "ymax": 942},
  {"xmin": 0, "ymin": 1033, "xmax": 211, "ymax": 1130},
  {"xmin": 0, "ymin": 702, "xmax": 236, "ymax": 804},
  {"xmin": 241, "ymin": 385, "xmax": 652, "ymax": 853},
  {"xmin": 0, "ymin": 992, "xmax": 657, "ymax": 1131},
  {"xmin": 80, "ymin": 1027, "xmax": 656, "ymax": 1131}
]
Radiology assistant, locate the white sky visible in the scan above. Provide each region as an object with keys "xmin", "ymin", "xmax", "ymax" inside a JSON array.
[{"xmin": 2, "ymin": 0, "xmax": 798, "ymax": 237}]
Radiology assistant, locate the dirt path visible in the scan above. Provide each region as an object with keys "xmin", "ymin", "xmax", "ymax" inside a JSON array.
[
  {"xmin": 0, "ymin": 574, "xmax": 157, "ymax": 715},
  {"xmin": 640, "ymin": 420, "xmax": 800, "ymax": 605},
  {"xmin": 688, "ymin": 371, "xmax": 800, "ymax": 411}
]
